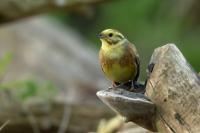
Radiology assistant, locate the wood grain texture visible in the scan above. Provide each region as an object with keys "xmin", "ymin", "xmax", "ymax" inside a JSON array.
[{"xmin": 146, "ymin": 44, "xmax": 200, "ymax": 132}]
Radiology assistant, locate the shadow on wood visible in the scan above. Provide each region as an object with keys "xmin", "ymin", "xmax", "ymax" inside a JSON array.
[
  {"xmin": 97, "ymin": 44, "xmax": 200, "ymax": 132},
  {"xmin": 97, "ymin": 88, "xmax": 157, "ymax": 132}
]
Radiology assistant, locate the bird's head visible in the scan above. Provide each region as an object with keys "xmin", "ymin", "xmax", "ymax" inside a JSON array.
[{"xmin": 98, "ymin": 29, "xmax": 126, "ymax": 45}]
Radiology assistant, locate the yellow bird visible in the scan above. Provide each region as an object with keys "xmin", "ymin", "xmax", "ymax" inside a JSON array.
[{"xmin": 98, "ymin": 29, "xmax": 140, "ymax": 88}]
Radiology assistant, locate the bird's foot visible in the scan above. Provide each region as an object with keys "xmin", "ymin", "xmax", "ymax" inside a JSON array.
[
  {"xmin": 110, "ymin": 81, "xmax": 145, "ymax": 93},
  {"xmin": 129, "ymin": 81, "xmax": 145, "ymax": 93},
  {"xmin": 108, "ymin": 81, "xmax": 121, "ymax": 89},
  {"xmin": 114, "ymin": 81, "xmax": 132, "ymax": 90}
]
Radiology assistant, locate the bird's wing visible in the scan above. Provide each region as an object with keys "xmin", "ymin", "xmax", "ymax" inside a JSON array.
[{"xmin": 128, "ymin": 43, "xmax": 140, "ymax": 81}]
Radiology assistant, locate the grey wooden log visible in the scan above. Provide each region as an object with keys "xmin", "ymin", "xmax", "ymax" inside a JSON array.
[
  {"xmin": 97, "ymin": 43, "xmax": 200, "ymax": 132},
  {"xmin": 97, "ymin": 88, "xmax": 157, "ymax": 132}
]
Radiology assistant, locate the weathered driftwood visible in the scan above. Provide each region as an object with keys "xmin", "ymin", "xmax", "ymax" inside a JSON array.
[
  {"xmin": 97, "ymin": 44, "xmax": 200, "ymax": 132},
  {"xmin": 97, "ymin": 88, "xmax": 157, "ymax": 132}
]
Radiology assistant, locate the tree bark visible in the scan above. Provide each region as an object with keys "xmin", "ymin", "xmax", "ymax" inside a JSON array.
[
  {"xmin": 0, "ymin": 0, "xmax": 110, "ymax": 23},
  {"xmin": 97, "ymin": 44, "xmax": 200, "ymax": 132},
  {"xmin": 146, "ymin": 44, "xmax": 200, "ymax": 132}
]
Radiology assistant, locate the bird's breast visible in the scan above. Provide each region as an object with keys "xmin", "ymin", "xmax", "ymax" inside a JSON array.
[
  {"xmin": 104, "ymin": 63, "xmax": 136, "ymax": 82},
  {"xmin": 99, "ymin": 47, "xmax": 137, "ymax": 83}
]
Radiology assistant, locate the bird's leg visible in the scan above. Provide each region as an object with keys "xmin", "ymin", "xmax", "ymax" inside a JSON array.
[
  {"xmin": 127, "ymin": 63, "xmax": 155, "ymax": 92},
  {"xmin": 131, "ymin": 80, "xmax": 138, "ymax": 88},
  {"xmin": 128, "ymin": 63, "xmax": 154, "ymax": 92},
  {"xmin": 114, "ymin": 81, "xmax": 132, "ymax": 90},
  {"xmin": 130, "ymin": 80, "xmax": 145, "ymax": 93},
  {"xmin": 123, "ymin": 81, "xmax": 132, "ymax": 89}
]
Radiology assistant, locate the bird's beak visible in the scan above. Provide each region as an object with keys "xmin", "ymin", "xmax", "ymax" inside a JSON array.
[{"xmin": 98, "ymin": 33, "xmax": 106, "ymax": 39}]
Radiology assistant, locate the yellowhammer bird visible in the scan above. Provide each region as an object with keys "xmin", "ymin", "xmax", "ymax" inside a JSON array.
[{"xmin": 98, "ymin": 29, "xmax": 140, "ymax": 88}]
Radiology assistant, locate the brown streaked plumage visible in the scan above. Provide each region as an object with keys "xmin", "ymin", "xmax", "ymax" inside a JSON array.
[
  {"xmin": 98, "ymin": 29, "xmax": 140, "ymax": 86},
  {"xmin": 99, "ymin": 42, "xmax": 139, "ymax": 83}
]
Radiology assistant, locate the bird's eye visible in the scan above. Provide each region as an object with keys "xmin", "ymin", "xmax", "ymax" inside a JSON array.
[{"xmin": 108, "ymin": 33, "xmax": 113, "ymax": 37}]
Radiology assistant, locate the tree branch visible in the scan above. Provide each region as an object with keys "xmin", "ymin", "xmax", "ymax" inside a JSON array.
[{"xmin": 0, "ymin": 0, "xmax": 111, "ymax": 23}]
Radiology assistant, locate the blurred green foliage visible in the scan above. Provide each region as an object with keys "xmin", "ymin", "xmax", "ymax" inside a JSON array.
[
  {"xmin": 87, "ymin": 0, "xmax": 200, "ymax": 77},
  {"xmin": 0, "ymin": 53, "xmax": 57, "ymax": 103},
  {"xmin": 0, "ymin": 79, "xmax": 57, "ymax": 103},
  {"xmin": 0, "ymin": 52, "xmax": 13, "ymax": 77},
  {"xmin": 53, "ymin": 0, "xmax": 200, "ymax": 79}
]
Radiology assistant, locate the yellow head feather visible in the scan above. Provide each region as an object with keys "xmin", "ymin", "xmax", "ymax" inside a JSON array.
[
  {"xmin": 99, "ymin": 29, "xmax": 125, "ymax": 45},
  {"xmin": 98, "ymin": 29, "xmax": 127, "ymax": 58}
]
